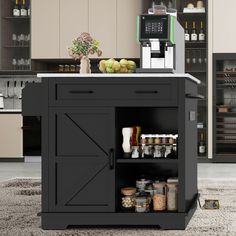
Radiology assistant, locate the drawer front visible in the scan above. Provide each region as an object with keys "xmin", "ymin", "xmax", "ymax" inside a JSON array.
[{"xmin": 51, "ymin": 82, "xmax": 177, "ymax": 106}]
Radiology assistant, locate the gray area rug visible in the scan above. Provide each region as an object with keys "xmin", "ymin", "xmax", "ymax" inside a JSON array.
[{"xmin": 0, "ymin": 178, "xmax": 236, "ymax": 236}]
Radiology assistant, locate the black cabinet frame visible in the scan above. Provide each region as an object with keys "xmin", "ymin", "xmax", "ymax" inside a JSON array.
[{"xmin": 23, "ymin": 76, "xmax": 198, "ymax": 230}]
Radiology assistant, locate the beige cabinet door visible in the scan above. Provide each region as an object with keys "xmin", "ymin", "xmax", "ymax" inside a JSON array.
[
  {"xmin": 0, "ymin": 114, "xmax": 23, "ymax": 158},
  {"xmin": 60, "ymin": 0, "xmax": 89, "ymax": 58},
  {"xmin": 89, "ymin": 0, "xmax": 116, "ymax": 58},
  {"xmin": 117, "ymin": 0, "xmax": 142, "ymax": 58},
  {"xmin": 31, "ymin": 0, "xmax": 60, "ymax": 59},
  {"xmin": 213, "ymin": 0, "xmax": 236, "ymax": 53}
]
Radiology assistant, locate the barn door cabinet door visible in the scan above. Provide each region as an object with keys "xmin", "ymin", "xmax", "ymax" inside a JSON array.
[{"xmin": 49, "ymin": 108, "xmax": 115, "ymax": 212}]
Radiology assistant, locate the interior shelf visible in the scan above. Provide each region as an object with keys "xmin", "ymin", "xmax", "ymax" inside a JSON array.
[
  {"xmin": 116, "ymin": 158, "xmax": 178, "ymax": 164},
  {"xmin": 3, "ymin": 16, "xmax": 30, "ymax": 19}
]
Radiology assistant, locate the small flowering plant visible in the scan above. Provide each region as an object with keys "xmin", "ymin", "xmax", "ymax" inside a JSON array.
[{"xmin": 68, "ymin": 32, "xmax": 102, "ymax": 60}]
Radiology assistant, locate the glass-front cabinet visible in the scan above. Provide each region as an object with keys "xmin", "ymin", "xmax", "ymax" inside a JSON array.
[{"xmin": 0, "ymin": 0, "xmax": 31, "ymax": 72}]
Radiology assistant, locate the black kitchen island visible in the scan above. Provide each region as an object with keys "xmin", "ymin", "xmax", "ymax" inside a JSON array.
[{"xmin": 23, "ymin": 73, "xmax": 200, "ymax": 230}]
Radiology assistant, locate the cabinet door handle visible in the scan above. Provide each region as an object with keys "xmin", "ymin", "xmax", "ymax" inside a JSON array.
[
  {"xmin": 69, "ymin": 90, "xmax": 94, "ymax": 94},
  {"xmin": 135, "ymin": 90, "xmax": 158, "ymax": 94},
  {"xmin": 185, "ymin": 94, "xmax": 205, "ymax": 99},
  {"xmin": 108, "ymin": 148, "xmax": 115, "ymax": 170}
]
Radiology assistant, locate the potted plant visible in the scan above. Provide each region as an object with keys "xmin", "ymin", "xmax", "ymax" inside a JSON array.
[{"xmin": 68, "ymin": 32, "xmax": 102, "ymax": 73}]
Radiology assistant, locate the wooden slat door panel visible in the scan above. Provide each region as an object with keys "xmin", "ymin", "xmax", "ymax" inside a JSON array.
[{"xmin": 49, "ymin": 108, "xmax": 115, "ymax": 212}]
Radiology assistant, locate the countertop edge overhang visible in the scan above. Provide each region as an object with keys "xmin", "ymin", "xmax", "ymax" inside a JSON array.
[{"xmin": 36, "ymin": 73, "xmax": 201, "ymax": 85}]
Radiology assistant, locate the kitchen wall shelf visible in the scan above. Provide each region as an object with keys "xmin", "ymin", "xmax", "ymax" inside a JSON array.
[
  {"xmin": 4, "ymin": 45, "xmax": 29, "ymax": 48},
  {"xmin": 3, "ymin": 16, "xmax": 30, "ymax": 19}
]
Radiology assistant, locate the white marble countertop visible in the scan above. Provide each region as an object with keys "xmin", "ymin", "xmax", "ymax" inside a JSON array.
[
  {"xmin": 0, "ymin": 109, "xmax": 22, "ymax": 113},
  {"xmin": 37, "ymin": 73, "xmax": 201, "ymax": 84}
]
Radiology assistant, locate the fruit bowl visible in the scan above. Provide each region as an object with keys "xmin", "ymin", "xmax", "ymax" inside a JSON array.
[{"xmin": 99, "ymin": 59, "xmax": 136, "ymax": 73}]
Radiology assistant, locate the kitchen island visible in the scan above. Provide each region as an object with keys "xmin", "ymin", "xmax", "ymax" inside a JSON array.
[{"xmin": 23, "ymin": 73, "xmax": 200, "ymax": 230}]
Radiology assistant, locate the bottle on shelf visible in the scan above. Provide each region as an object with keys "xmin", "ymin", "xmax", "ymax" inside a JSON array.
[
  {"xmin": 191, "ymin": 21, "xmax": 198, "ymax": 42},
  {"xmin": 20, "ymin": 0, "xmax": 28, "ymax": 17},
  {"xmin": 199, "ymin": 21, "xmax": 205, "ymax": 42},
  {"xmin": 198, "ymin": 132, "xmax": 206, "ymax": 155},
  {"xmin": 184, "ymin": 21, "xmax": 190, "ymax": 42},
  {"xmin": 27, "ymin": 0, "xmax": 30, "ymax": 16},
  {"xmin": 13, "ymin": 0, "xmax": 20, "ymax": 17}
]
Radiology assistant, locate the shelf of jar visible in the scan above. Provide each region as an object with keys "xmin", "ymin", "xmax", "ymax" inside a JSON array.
[
  {"xmin": 3, "ymin": 16, "xmax": 30, "ymax": 19},
  {"xmin": 4, "ymin": 45, "xmax": 30, "ymax": 48},
  {"xmin": 116, "ymin": 209, "xmax": 178, "ymax": 214},
  {"xmin": 117, "ymin": 158, "xmax": 178, "ymax": 164}
]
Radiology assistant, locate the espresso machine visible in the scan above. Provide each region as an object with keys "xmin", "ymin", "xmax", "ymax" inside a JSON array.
[{"xmin": 137, "ymin": 14, "xmax": 184, "ymax": 73}]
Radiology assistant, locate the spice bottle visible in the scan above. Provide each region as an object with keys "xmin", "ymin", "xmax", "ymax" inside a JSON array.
[
  {"xmin": 153, "ymin": 182, "xmax": 167, "ymax": 211},
  {"xmin": 167, "ymin": 183, "xmax": 178, "ymax": 211}
]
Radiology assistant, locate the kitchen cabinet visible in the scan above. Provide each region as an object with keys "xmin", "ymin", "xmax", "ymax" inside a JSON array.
[
  {"xmin": 0, "ymin": 114, "xmax": 22, "ymax": 158},
  {"xmin": 88, "ymin": 0, "xmax": 117, "ymax": 58},
  {"xmin": 31, "ymin": 0, "xmax": 60, "ymax": 59},
  {"xmin": 212, "ymin": 0, "xmax": 236, "ymax": 53},
  {"xmin": 60, "ymin": 0, "xmax": 89, "ymax": 58},
  {"xmin": 49, "ymin": 108, "xmax": 115, "ymax": 212},
  {"xmin": 117, "ymin": 0, "xmax": 142, "ymax": 58},
  {"xmin": 23, "ymin": 75, "xmax": 199, "ymax": 230}
]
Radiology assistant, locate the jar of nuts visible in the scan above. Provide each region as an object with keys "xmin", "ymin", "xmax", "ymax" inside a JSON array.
[
  {"xmin": 153, "ymin": 182, "xmax": 167, "ymax": 211},
  {"xmin": 121, "ymin": 187, "xmax": 136, "ymax": 209}
]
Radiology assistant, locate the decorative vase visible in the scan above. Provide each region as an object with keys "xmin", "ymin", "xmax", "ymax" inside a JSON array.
[
  {"xmin": 80, "ymin": 56, "xmax": 91, "ymax": 74},
  {"xmin": 122, "ymin": 127, "xmax": 133, "ymax": 158}
]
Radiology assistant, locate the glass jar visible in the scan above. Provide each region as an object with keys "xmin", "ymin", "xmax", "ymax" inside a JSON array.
[
  {"xmin": 167, "ymin": 183, "xmax": 178, "ymax": 211},
  {"xmin": 153, "ymin": 182, "xmax": 167, "ymax": 211},
  {"xmin": 135, "ymin": 193, "xmax": 150, "ymax": 213},
  {"xmin": 121, "ymin": 187, "xmax": 136, "ymax": 209},
  {"xmin": 136, "ymin": 178, "xmax": 151, "ymax": 192},
  {"xmin": 154, "ymin": 145, "xmax": 162, "ymax": 158}
]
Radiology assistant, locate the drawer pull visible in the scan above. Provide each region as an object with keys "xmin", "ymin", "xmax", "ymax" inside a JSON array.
[
  {"xmin": 69, "ymin": 90, "xmax": 94, "ymax": 94},
  {"xmin": 135, "ymin": 90, "xmax": 158, "ymax": 94}
]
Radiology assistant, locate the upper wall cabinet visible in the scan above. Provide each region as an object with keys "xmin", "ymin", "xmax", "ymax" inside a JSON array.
[
  {"xmin": 31, "ymin": 0, "xmax": 140, "ymax": 59},
  {"xmin": 31, "ymin": 0, "xmax": 60, "ymax": 59},
  {"xmin": 89, "ymin": 0, "xmax": 117, "ymax": 58},
  {"xmin": 117, "ymin": 0, "xmax": 142, "ymax": 58},
  {"xmin": 212, "ymin": 0, "xmax": 236, "ymax": 53},
  {"xmin": 60, "ymin": 0, "xmax": 89, "ymax": 58}
]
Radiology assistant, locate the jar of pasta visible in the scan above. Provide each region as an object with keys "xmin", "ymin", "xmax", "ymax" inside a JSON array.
[{"xmin": 153, "ymin": 182, "xmax": 167, "ymax": 211}]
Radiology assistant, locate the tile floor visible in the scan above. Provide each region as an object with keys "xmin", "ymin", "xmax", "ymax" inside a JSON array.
[{"xmin": 0, "ymin": 162, "xmax": 236, "ymax": 182}]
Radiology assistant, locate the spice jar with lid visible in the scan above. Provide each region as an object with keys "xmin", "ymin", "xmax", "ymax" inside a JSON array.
[
  {"xmin": 121, "ymin": 187, "xmax": 136, "ymax": 210},
  {"xmin": 153, "ymin": 182, "xmax": 167, "ymax": 211},
  {"xmin": 135, "ymin": 192, "xmax": 150, "ymax": 213},
  {"xmin": 167, "ymin": 183, "xmax": 178, "ymax": 211}
]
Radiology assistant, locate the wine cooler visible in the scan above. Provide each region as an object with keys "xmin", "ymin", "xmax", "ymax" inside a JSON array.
[{"xmin": 214, "ymin": 53, "xmax": 236, "ymax": 162}]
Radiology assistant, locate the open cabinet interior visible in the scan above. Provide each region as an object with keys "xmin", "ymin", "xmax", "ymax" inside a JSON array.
[{"xmin": 115, "ymin": 107, "xmax": 179, "ymax": 213}]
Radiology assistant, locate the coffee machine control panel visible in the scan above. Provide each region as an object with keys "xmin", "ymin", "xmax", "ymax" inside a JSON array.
[{"xmin": 140, "ymin": 15, "xmax": 169, "ymax": 41}]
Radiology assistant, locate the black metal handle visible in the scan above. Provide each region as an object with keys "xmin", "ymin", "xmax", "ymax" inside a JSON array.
[
  {"xmin": 108, "ymin": 148, "xmax": 115, "ymax": 170},
  {"xmin": 135, "ymin": 90, "xmax": 158, "ymax": 94},
  {"xmin": 185, "ymin": 94, "xmax": 205, "ymax": 100},
  {"xmin": 69, "ymin": 90, "xmax": 94, "ymax": 94}
]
